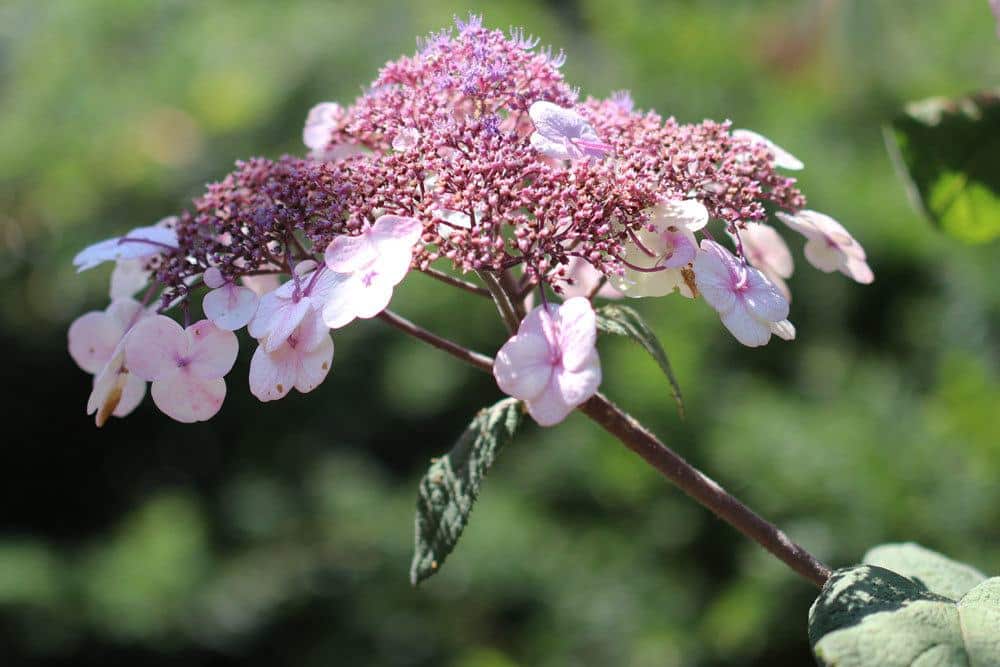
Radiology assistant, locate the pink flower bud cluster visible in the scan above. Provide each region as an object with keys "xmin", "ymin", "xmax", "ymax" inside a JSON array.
[{"xmin": 67, "ymin": 14, "xmax": 873, "ymax": 427}]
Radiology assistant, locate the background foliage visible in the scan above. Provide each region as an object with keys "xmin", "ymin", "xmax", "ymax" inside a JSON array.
[{"xmin": 0, "ymin": 1, "xmax": 997, "ymax": 665}]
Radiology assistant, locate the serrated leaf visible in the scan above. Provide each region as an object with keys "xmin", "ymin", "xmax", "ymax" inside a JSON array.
[
  {"xmin": 595, "ymin": 304, "xmax": 684, "ymax": 416},
  {"xmin": 808, "ymin": 544, "xmax": 1000, "ymax": 666},
  {"xmin": 885, "ymin": 90, "xmax": 1000, "ymax": 243},
  {"xmin": 410, "ymin": 397, "xmax": 522, "ymax": 585}
]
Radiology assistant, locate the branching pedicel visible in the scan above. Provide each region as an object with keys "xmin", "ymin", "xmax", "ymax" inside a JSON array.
[{"xmin": 67, "ymin": 15, "xmax": 873, "ymax": 588}]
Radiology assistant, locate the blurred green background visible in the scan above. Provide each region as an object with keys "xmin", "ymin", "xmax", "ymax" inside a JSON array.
[{"xmin": 1, "ymin": 1, "xmax": 998, "ymax": 665}]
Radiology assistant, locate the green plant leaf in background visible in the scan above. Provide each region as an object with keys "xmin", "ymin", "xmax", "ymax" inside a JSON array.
[
  {"xmin": 885, "ymin": 90, "xmax": 1000, "ymax": 244},
  {"xmin": 595, "ymin": 303, "xmax": 684, "ymax": 416},
  {"xmin": 808, "ymin": 542, "xmax": 1000, "ymax": 666},
  {"xmin": 410, "ymin": 398, "xmax": 522, "ymax": 585}
]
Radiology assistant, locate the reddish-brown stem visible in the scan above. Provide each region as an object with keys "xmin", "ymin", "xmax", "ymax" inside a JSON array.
[
  {"xmin": 378, "ymin": 288, "xmax": 833, "ymax": 589},
  {"xmin": 420, "ymin": 267, "xmax": 492, "ymax": 298},
  {"xmin": 377, "ymin": 310, "xmax": 493, "ymax": 372},
  {"xmin": 578, "ymin": 394, "xmax": 831, "ymax": 588}
]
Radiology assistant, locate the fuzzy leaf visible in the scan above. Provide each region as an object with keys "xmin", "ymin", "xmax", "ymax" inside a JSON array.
[
  {"xmin": 410, "ymin": 397, "xmax": 522, "ymax": 585},
  {"xmin": 885, "ymin": 90, "xmax": 1000, "ymax": 243},
  {"xmin": 809, "ymin": 544, "xmax": 1000, "ymax": 666},
  {"xmin": 595, "ymin": 304, "xmax": 684, "ymax": 416}
]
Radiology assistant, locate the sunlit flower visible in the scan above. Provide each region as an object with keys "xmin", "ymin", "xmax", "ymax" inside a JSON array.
[
  {"xmin": 528, "ymin": 101, "xmax": 613, "ymax": 160},
  {"xmin": 776, "ymin": 210, "xmax": 873, "ymax": 284},
  {"xmin": 73, "ymin": 219, "xmax": 178, "ymax": 272},
  {"xmin": 732, "ymin": 129, "xmax": 803, "ymax": 170},
  {"xmin": 68, "ymin": 299, "xmax": 150, "ymax": 426},
  {"xmin": 248, "ymin": 266, "xmax": 343, "ymax": 352},
  {"xmin": 739, "ymin": 224, "xmax": 794, "ymax": 301},
  {"xmin": 493, "ymin": 297, "xmax": 601, "ymax": 426},
  {"xmin": 322, "ymin": 214, "xmax": 423, "ymax": 329},
  {"xmin": 249, "ymin": 309, "xmax": 334, "ymax": 402},
  {"xmin": 125, "ymin": 316, "xmax": 238, "ymax": 423},
  {"xmin": 202, "ymin": 267, "xmax": 260, "ymax": 331},
  {"xmin": 609, "ymin": 199, "xmax": 708, "ymax": 298},
  {"xmin": 694, "ymin": 240, "xmax": 792, "ymax": 347}
]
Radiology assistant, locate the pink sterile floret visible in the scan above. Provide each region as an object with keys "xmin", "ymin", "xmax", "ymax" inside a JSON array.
[
  {"xmin": 68, "ymin": 298, "xmax": 150, "ymax": 426},
  {"xmin": 528, "ymin": 100, "xmax": 613, "ymax": 161},
  {"xmin": 694, "ymin": 240, "xmax": 793, "ymax": 348},
  {"xmin": 248, "ymin": 266, "xmax": 343, "ymax": 352},
  {"xmin": 739, "ymin": 223, "xmax": 794, "ymax": 302},
  {"xmin": 322, "ymin": 214, "xmax": 423, "ymax": 329},
  {"xmin": 558, "ymin": 256, "xmax": 623, "ymax": 300},
  {"xmin": 776, "ymin": 210, "xmax": 874, "ymax": 284},
  {"xmin": 493, "ymin": 297, "xmax": 602, "ymax": 426},
  {"xmin": 249, "ymin": 309, "xmax": 334, "ymax": 402},
  {"xmin": 610, "ymin": 199, "xmax": 709, "ymax": 299},
  {"xmin": 72, "ymin": 220, "xmax": 178, "ymax": 272},
  {"xmin": 125, "ymin": 316, "xmax": 239, "ymax": 423},
  {"xmin": 202, "ymin": 266, "xmax": 260, "ymax": 331}
]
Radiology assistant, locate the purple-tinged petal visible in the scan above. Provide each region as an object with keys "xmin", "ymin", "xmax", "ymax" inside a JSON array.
[
  {"xmin": 720, "ymin": 306, "xmax": 772, "ymax": 348},
  {"xmin": 694, "ymin": 241, "xmax": 738, "ymax": 314},
  {"xmin": 203, "ymin": 267, "xmax": 226, "ymax": 289},
  {"xmin": 554, "ymin": 349, "xmax": 601, "ymax": 406},
  {"xmin": 555, "ymin": 297, "xmax": 597, "ymax": 371},
  {"xmin": 742, "ymin": 269, "xmax": 789, "ymax": 323},
  {"xmin": 325, "ymin": 232, "xmax": 378, "ymax": 273},
  {"xmin": 494, "ymin": 333, "xmax": 552, "ymax": 400}
]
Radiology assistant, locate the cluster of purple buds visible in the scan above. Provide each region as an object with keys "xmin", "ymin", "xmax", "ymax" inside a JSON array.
[{"xmin": 68, "ymin": 14, "xmax": 872, "ymax": 428}]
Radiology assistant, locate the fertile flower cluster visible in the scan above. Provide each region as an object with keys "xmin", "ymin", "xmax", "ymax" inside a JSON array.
[{"xmin": 68, "ymin": 15, "xmax": 872, "ymax": 427}]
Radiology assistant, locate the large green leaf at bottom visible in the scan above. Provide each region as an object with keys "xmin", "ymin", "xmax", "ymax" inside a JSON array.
[
  {"xmin": 886, "ymin": 90, "xmax": 1000, "ymax": 243},
  {"xmin": 410, "ymin": 398, "xmax": 522, "ymax": 585},
  {"xmin": 809, "ymin": 543, "xmax": 1000, "ymax": 666}
]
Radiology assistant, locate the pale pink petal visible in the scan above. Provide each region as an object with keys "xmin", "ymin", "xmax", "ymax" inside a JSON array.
[
  {"xmin": 106, "ymin": 299, "xmax": 146, "ymax": 331},
  {"xmin": 732, "ymin": 129, "xmax": 804, "ymax": 170},
  {"xmin": 694, "ymin": 241, "xmax": 738, "ymax": 314},
  {"xmin": 742, "ymin": 269, "xmax": 789, "ymax": 323},
  {"xmin": 203, "ymin": 284, "xmax": 259, "ymax": 331},
  {"xmin": 302, "ymin": 102, "xmax": 342, "ymax": 152},
  {"xmin": 742, "ymin": 224, "xmax": 793, "ymax": 278},
  {"xmin": 113, "ymin": 373, "xmax": 147, "ymax": 417},
  {"xmin": 525, "ymin": 380, "xmax": 574, "ymax": 427},
  {"xmin": 249, "ymin": 344, "xmax": 297, "ymax": 402},
  {"xmin": 203, "ymin": 267, "xmax": 226, "ymax": 289},
  {"xmin": 493, "ymin": 334, "xmax": 552, "ymax": 400},
  {"xmin": 843, "ymin": 255, "xmax": 874, "ymax": 284},
  {"xmin": 110, "ymin": 259, "xmax": 150, "ymax": 299},
  {"xmin": 721, "ymin": 306, "xmax": 772, "ymax": 347},
  {"xmin": 293, "ymin": 334, "xmax": 334, "ymax": 393},
  {"xmin": 185, "ymin": 320, "xmax": 239, "ymax": 379},
  {"xmin": 351, "ymin": 278, "xmax": 396, "ymax": 320},
  {"xmin": 241, "ymin": 274, "xmax": 280, "ymax": 296},
  {"xmin": 262, "ymin": 298, "xmax": 311, "ymax": 353},
  {"xmin": 73, "ymin": 225, "xmax": 178, "ymax": 271},
  {"xmin": 367, "ymin": 244, "xmax": 414, "ymax": 288},
  {"xmin": 656, "ymin": 199, "xmax": 710, "ymax": 232},
  {"xmin": 554, "ymin": 349, "xmax": 601, "ymax": 405},
  {"xmin": 803, "ymin": 239, "xmax": 845, "ymax": 273},
  {"xmin": 68, "ymin": 311, "xmax": 120, "ymax": 374},
  {"xmin": 555, "ymin": 297, "xmax": 597, "ymax": 371},
  {"xmin": 560, "ymin": 257, "xmax": 622, "ymax": 300},
  {"xmin": 321, "ymin": 276, "xmax": 364, "ymax": 329},
  {"xmin": 325, "ymin": 233, "xmax": 378, "ymax": 273},
  {"xmin": 247, "ymin": 291, "xmax": 284, "ymax": 340},
  {"xmin": 769, "ymin": 319, "xmax": 797, "ymax": 341},
  {"xmin": 369, "ymin": 215, "xmax": 423, "ymax": 249},
  {"xmin": 125, "ymin": 315, "xmax": 188, "ymax": 381},
  {"xmin": 290, "ymin": 308, "xmax": 330, "ymax": 352},
  {"xmin": 151, "ymin": 373, "xmax": 226, "ymax": 423},
  {"xmin": 776, "ymin": 211, "xmax": 822, "ymax": 242}
]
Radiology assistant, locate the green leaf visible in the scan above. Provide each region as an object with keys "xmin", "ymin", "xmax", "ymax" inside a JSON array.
[
  {"xmin": 885, "ymin": 89, "xmax": 1000, "ymax": 243},
  {"xmin": 410, "ymin": 398, "xmax": 522, "ymax": 585},
  {"xmin": 809, "ymin": 543, "xmax": 1000, "ymax": 666},
  {"xmin": 595, "ymin": 304, "xmax": 684, "ymax": 416}
]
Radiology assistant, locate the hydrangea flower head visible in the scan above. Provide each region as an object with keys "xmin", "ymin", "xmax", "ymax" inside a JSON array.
[{"xmin": 64, "ymin": 14, "xmax": 871, "ymax": 425}]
